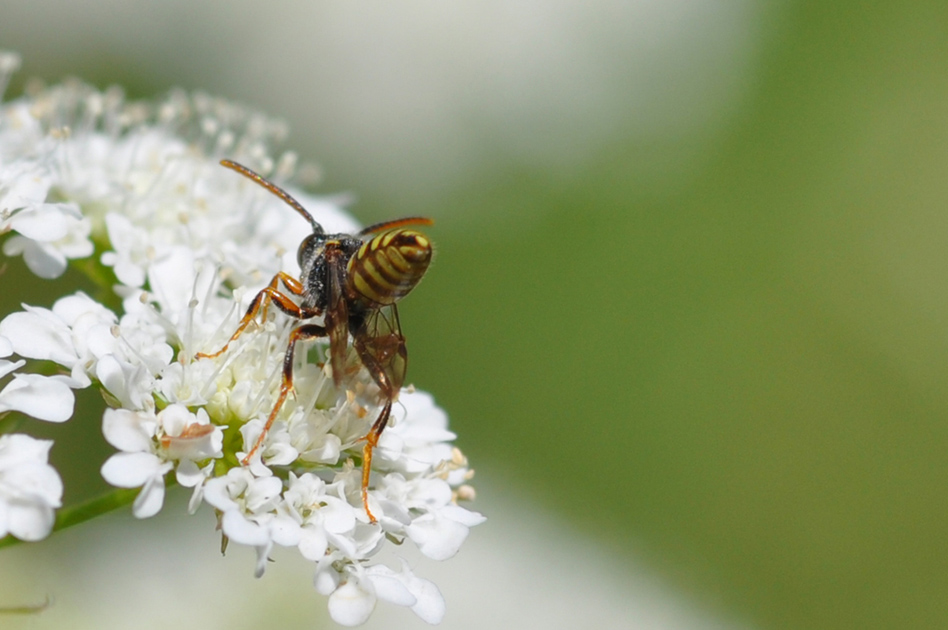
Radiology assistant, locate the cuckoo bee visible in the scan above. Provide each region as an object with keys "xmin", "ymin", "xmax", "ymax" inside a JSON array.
[{"xmin": 197, "ymin": 159, "xmax": 433, "ymax": 523}]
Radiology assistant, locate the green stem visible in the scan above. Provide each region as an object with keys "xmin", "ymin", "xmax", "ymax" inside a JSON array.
[
  {"xmin": 0, "ymin": 595, "xmax": 50, "ymax": 614},
  {"xmin": 0, "ymin": 476, "xmax": 178, "ymax": 550}
]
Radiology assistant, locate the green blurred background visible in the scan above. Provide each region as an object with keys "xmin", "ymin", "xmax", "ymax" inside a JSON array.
[{"xmin": 3, "ymin": 2, "xmax": 948, "ymax": 629}]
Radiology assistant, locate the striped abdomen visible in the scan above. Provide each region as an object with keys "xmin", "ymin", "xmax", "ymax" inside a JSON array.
[{"xmin": 348, "ymin": 229, "xmax": 433, "ymax": 306}]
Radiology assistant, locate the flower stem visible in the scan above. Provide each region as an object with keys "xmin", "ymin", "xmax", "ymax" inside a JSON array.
[{"xmin": 0, "ymin": 595, "xmax": 50, "ymax": 615}]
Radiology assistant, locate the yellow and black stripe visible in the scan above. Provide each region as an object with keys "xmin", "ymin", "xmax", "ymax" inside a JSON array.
[{"xmin": 348, "ymin": 230, "xmax": 432, "ymax": 306}]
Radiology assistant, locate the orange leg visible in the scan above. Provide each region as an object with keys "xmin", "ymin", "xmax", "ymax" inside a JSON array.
[
  {"xmin": 259, "ymin": 272, "xmax": 305, "ymax": 322},
  {"xmin": 353, "ymin": 334, "xmax": 403, "ymax": 523},
  {"xmin": 241, "ymin": 324, "xmax": 327, "ymax": 464},
  {"xmin": 195, "ymin": 272, "xmax": 312, "ymax": 359},
  {"xmin": 361, "ymin": 400, "xmax": 393, "ymax": 523}
]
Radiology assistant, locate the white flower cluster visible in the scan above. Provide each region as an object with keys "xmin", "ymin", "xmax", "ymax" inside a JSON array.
[
  {"xmin": 0, "ymin": 52, "xmax": 482, "ymax": 625},
  {"xmin": 0, "ymin": 433, "xmax": 62, "ymax": 542}
]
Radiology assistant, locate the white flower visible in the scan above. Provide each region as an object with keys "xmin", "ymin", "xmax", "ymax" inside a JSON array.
[
  {"xmin": 327, "ymin": 563, "xmax": 446, "ymax": 626},
  {"xmin": 100, "ymin": 405, "xmax": 223, "ymax": 518},
  {"xmin": 0, "ymin": 434, "xmax": 63, "ymax": 541},
  {"xmin": 100, "ymin": 213, "xmax": 150, "ymax": 287},
  {"xmin": 0, "ymin": 291, "xmax": 119, "ymax": 388},
  {"xmin": 282, "ymin": 472, "xmax": 357, "ymax": 561},
  {"xmin": 372, "ymin": 467, "xmax": 485, "ymax": 561},
  {"xmin": 2, "ymin": 201, "xmax": 93, "ymax": 279},
  {"xmin": 203, "ymin": 467, "xmax": 301, "ymax": 578},
  {"xmin": 0, "ymin": 157, "xmax": 94, "ymax": 279},
  {"xmin": 0, "ymin": 324, "xmax": 76, "ymax": 424},
  {"xmin": 0, "ymin": 65, "xmax": 482, "ymax": 625},
  {"xmin": 376, "ymin": 391, "xmax": 459, "ymax": 476},
  {"xmin": 0, "ymin": 162, "xmax": 48, "ymax": 219}
]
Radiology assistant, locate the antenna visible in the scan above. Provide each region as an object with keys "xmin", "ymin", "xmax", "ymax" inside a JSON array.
[{"xmin": 220, "ymin": 159, "xmax": 323, "ymax": 233}]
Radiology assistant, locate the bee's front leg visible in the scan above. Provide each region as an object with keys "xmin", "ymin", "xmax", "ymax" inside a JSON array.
[{"xmin": 195, "ymin": 272, "xmax": 314, "ymax": 359}]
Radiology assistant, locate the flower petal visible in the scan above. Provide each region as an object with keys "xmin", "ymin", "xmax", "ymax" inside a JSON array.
[
  {"xmin": 220, "ymin": 509, "xmax": 270, "ymax": 546},
  {"xmin": 0, "ymin": 169, "xmax": 50, "ymax": 212},
  {"xmin": 0, "ymin": 434, "xmax": 63, "ymax": 541},
  {"xmin": 2, "ymin": 460, "xmax": 63, "ymax": 505},
  {"xmin": 175, "ymin": 459, "xmax": 203, "ymax": 487},
  {"xmin": 101, "ymin": 452, "xmax": 166, "ymax": 487},
  {"xmin": 132, "ymin": 473, "xmax": 167, "ymax": 518},
  {"xmin": 4, "ymin": 236, "xmax": 68, "ymax": 279},
  {"xmin": 298, "ymin": 526, "xmax": 329, "ymax": 561},
  {"xmin": 0, "ymin": 373, "xmax": 75, "ymax": 422},
  {"xmin": 0, "ymin": 434, "xmax": 54, "ymax": 469},
  {"xmin": 406, "ymin": 513, "xmax": 471, "ymax": 561},
  {"xmin": 328, "ymin": 580, "xmax": 376, "ymax": 627},
  {"xmin": 52, "ymin": 292, "xmax": 116, "ymax": 327},
  {"xmin": 6, "ymin": 499, "xmax": 56, "ymax": 541},
  {"xmin": 102, "ymin": 408, "xmax": 155, "ymax": 452},
  {"xmin": 407, "ymin": 576, "xmax": 445, "ymax": 624},
  {"xmin": 0, "ymin": 310, "xmax": 77, "ymax": 366},
  {"xmin": 9, "ymin": 203, "xmax": 77, "ymax": 242},
  {"xmin": 365, "ymin": 569, "xmax": 415, "ymax": 607},
  {"xmin": 0, "ymin": 358, "xmax": 24, "ymax": 380}
]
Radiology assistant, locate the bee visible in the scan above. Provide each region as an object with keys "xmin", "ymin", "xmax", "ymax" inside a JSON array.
[{"xmin": 197, "ymin": 159, "xmax": 433, "ymax": 523}]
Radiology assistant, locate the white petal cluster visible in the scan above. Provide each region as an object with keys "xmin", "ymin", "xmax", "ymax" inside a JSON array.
[
  {"xmin": 0, "ymin": 161, "xmax": 93, "ymax": 279},
  {"xmin": 0, "ymin": 434, "xmax": 63, "ymax": 541},
  {"xmin": 0, "ymin": 59, "xmax": 481, "ymax": 625},
  {"xmin": 101, "ymin": 405, "xmax": 222, "ymax": 518}
]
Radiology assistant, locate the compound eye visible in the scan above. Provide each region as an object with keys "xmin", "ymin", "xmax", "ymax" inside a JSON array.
[{"xmin": 297, "ymin": 234, "xmax": 323, "ymax": 267}]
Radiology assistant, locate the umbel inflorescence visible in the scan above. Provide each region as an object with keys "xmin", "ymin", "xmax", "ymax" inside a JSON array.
[{"xmin": 0, "ymin": 53, "xmax": 482, "ymax": 626}]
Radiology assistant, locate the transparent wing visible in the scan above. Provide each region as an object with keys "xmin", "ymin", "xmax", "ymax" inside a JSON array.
[{"xmin": 353, "ymin": 304, "xmax": 407, "ymax": 398}]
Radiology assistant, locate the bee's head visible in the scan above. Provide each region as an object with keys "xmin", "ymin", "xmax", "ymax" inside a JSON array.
[{"xmin": 297, "ymin": 230, "xmax": 325, "ymax": 271}]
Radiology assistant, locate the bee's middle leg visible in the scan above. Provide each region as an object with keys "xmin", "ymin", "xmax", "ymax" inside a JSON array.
[{"xmin": 241, "ymin": 323, "xmax": 327, "ymax": 464}]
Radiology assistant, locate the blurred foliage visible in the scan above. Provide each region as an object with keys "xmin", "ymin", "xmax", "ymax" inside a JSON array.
[
  {"xmin": 3, "ymin": 2, "xmax": 948, "ymax": 630},
  {"xmin": 403, "ymin": 4, "xmax": 948, "ymax": 630}
]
